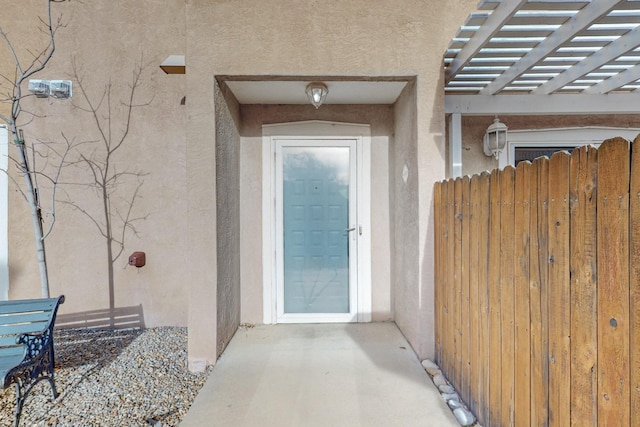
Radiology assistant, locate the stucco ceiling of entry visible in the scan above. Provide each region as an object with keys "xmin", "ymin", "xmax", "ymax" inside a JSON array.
[
  {"xmin": 225, "ymin": 80, "xmax": 408, "ymax": 105},
  {"xmin": 445, "ymin": 0, "xmax": 640, "ymax": 114}
]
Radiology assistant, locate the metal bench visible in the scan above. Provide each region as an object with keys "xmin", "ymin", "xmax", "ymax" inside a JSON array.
[{"xmin": 0, "ymin": 296, "xmax": 65, "ymax": 427}]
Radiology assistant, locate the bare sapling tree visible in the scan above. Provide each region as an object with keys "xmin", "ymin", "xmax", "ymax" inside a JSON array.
[
  {"xmin": 63, "ymin": 61, "xmax": 149, "ymax": 313},
  {"xmin": 0, "ymin": 0, "xmax": 68, "ymax": 298}
]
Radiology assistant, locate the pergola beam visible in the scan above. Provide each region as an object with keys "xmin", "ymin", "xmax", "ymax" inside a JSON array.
[
  {"xmin": 446, "ymin": 0, "xmax": 528, "ymax": 83},
  {"xmin": 535, "ymin": 26, "xmax": 640, "ymax": 94},
  {"xmin": 584, "ymin": 63, "xmax": 640, "ymax": 94},
  {"xmin": 479, "ymin": 0, "xmax": 624, "ymax": 95},
  {"xmin": 445, "ymin": 93, "xmax": 640, "ymax": 115}
]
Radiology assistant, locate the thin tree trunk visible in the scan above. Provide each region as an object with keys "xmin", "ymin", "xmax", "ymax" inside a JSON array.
[
  {"xmin": 11, "ymin": 125, "xmax": 49, "ymax": 298},
  {"xmin": 107, "ymin": 237, "xmax": 114, "ymax": 327}
]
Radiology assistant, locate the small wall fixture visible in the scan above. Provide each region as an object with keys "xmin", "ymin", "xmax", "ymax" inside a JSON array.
[
  {"xmin": 160, "ymin": 55, "xmax": 185, "ymax": 75},
  {"xmin": 483, "ymin": 116, "xmax": 508, "ymax": 158},
  {"xmin": 305, "ymin": 82, "xmax": 328, "ymax": 109},
  {"xmin": 28, "ymin": 79, "xmax": 72, "ymax": 99},
  {"xmin": 128, "ymin": 251, "xmax": 146, "ymax": 268}
]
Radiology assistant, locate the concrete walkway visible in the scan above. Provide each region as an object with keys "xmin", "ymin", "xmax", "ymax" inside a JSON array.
[{"xmin": 180, "ymin": 322, "xmax": 459, "ymax": 427}]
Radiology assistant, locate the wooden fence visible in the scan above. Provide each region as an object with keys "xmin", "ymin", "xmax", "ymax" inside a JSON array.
[{"xmin": 433, "ymin": 136, "xmax": 640, "ymax": 427}]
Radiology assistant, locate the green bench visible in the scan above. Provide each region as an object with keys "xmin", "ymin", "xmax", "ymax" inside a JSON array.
[{"xmin": 0, "ymin": 296, "xmax": 65, "ymax": 427}]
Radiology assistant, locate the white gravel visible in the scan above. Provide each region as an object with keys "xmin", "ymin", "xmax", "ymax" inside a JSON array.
[{"xmin": 0, "ymin": 327, "xmax": 212, "ymax": 426}]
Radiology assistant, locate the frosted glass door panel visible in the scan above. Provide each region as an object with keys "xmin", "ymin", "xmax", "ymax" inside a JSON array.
[{"xmin": 282, "ymin": 147, "xmax": 350, "ymax": 314}]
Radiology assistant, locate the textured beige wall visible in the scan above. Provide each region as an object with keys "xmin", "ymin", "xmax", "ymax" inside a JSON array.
[
  {"xmin": 5, "ymin": 1, "xmax": 188, "ymax": 329},
  {"xmin": 0, "ymin": 1, "xmax": 56, "ymax": 120},
  {"xmin": 392, "ymin": 81, "xmax": 423, "ymax": 355},
  {"xmin": 214, "ymin": 81, "xmax": 241, "ymax": 355},
  {"xmin": 1, "ymin": 1, "xmax": 67, "ymax": 297}
]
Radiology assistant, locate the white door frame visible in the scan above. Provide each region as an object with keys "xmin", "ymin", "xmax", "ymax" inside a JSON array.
[
  {"xmin": 498, "ymin": 126, "xmax": 640, "ymax": 168},
  {"xmin": 262, "ymin": 121, "xmax": 371, "ymax": 324}
]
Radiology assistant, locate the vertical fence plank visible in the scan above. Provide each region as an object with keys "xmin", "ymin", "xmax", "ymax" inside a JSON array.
[
  {"xmin": 434, "ymin": 181, "xmax": 443, "ymax": 366},
  {"xmin": 453, "ymin": 178, "xmax": 463, "ymax": 389},
  {"xmin": 631, "ymin": 135, "xmax": 640, "ymax": 427},
  {"xmin": 500, "ymin": 166, "xmax": 516, "ymax": 427},
  {"xmin": 444, "ymin": 179, "xmax": 455, "ymax": 380},
  {"xmin": 478, "ymin": 172, "xmax": 491, "ymax": 426},
  {"xmin": 468, "ymin": 175, "xmax": 481, "ymax": 417},
  {"xmin": 488, "ymin": 171, "xmax": 502, "ymax": 426},
  {"xmin": 570, "ymin": 145, "xmax": 598, "ymax": 426},
  {"xmin": 530, "ymin": 157, "xmax": 550, "ymax": 427},
  {"xmin": 461, "ymin": 176, "xmax": 471, "ymax": 402},
  {"xmin": 598, "ymin": 137, "xmax": 631, "ymax": 427},
  {"xmin": 548, "ymin": 151, "xmax": 571, "ymax": 427},
  {"xmin": 514, "ymin": 161, "xmax": 532, "ymax": 426}
]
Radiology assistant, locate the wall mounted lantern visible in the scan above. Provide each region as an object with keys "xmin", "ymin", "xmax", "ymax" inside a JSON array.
[
  {"xmin": 305, "ymin": 82, "xmax": 328, "ymax": 109},
  {"xmin": 483, "ymin": 116, "xmax": 508, "ymax": 158}
]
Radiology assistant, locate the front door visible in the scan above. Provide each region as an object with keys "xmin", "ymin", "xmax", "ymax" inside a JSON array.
[{"xmin": 275, "ymin": 139, "xmax": 358, "ymax": 322}]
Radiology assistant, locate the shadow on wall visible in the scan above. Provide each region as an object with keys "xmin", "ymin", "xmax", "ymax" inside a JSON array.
[{"xmin": 55, "ymin": 304, "xmax": 146, "ymax": 330}]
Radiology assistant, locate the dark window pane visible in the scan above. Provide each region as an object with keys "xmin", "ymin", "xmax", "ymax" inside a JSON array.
[{"xmin": 514, "ymin": 146, "xmax": 576, "ymax": 165}]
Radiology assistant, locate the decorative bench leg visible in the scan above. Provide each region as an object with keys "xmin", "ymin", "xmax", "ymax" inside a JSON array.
[
  {"xmin": 47, "ymin": 375, "xmax": 59, "ymax": 400},
  {"xmin": 12, "ymin": 372, "xmax": 59, "ymax": 427},
  {"xmin": 13, "ymin": 382, "xmax": 24, "ymax": 427}
]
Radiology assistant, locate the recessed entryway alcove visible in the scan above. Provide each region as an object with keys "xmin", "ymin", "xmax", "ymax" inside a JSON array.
[{"xmin": 212, "ymin": 76, "xmax": 419, "ymax": 353}]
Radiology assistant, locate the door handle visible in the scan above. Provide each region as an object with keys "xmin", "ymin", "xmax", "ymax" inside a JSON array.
[{"xmin": 344, "ymin": 227, "xmax": 356, "ymax": 233}]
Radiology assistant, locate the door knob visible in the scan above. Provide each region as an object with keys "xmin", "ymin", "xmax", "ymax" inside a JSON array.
[{"xmin": 344, "ymin": 227, "xmax": 356, "ymax": 232}]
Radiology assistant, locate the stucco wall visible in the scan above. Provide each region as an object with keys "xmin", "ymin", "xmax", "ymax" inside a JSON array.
[
  {"xmin": 1, "ymin": 0, "xmax": 69, "ymax": 298},
  {"xmin": 215, "ymin": 81, "xmax": 242, "ymax": 355},
  {"xmin": 392, "ymin": 81, "xmax": 424, "ymax": 355},
  {"xmin": 4, "ymin": 1, "xmax": 189, "ymax": 328}
]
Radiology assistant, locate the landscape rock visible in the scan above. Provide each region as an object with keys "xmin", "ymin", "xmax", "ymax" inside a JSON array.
[
  {"xmin": 421, "ymin": 359, "xmax": 439, "ymax": 370},
  {"xmin": 432, "ymin": 373, "xmax": 448, "ymax": 387},
  {"xmin": 439, "ymin": 384, "xmax": 455, "ymax": 394},
  {"xmin": 453, "ymin": 407, "xmax": 476, "ymax": 426}
]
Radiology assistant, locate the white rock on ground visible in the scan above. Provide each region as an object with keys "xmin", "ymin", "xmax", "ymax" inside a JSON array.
[{"xmin": 421, "ymin": 359, "xmax": 478, "ymax": 427}]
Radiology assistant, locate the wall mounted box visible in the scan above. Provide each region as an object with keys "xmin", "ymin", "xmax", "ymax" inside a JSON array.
[{"xmin": 128, "ymin": 252, "xmax": 146, "ymax": 268}]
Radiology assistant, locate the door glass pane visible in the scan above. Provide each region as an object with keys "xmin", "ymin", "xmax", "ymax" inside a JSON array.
[{"xmin": 282, "ymin": 146, "xmax": 350, "ymax": 313}]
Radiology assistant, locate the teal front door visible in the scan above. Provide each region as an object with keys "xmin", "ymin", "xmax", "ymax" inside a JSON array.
[{"xmin": 275, "ymin": 140, "xmax": 358, "ymax": 322}]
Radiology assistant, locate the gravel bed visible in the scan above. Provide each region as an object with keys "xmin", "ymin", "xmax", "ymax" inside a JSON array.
[{"xmin": 0, "ymin": 327, "xmax": 212, "ymax": 426}]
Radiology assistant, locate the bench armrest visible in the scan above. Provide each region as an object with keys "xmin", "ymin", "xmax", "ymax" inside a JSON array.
[{"xmin": 16, "ymin": 330, "xmax": 53, "ymax": 360}]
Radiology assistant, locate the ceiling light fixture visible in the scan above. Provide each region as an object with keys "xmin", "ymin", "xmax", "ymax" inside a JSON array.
[{"xmin": 305, "ymin": 82, "xmax": 328, "ymax": 109}]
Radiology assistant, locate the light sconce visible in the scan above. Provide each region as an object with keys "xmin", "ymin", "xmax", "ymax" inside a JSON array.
[
  {"xmin": 483, "ymin": 116, "xmax": 508, "ymax": 158},
  {"xmin": 28, "ymin": 79, "xmax": 72, "ymax": 99},
  {"xmin": 305, "ymin": 82, "xmax": 328, "ymax": 109}
]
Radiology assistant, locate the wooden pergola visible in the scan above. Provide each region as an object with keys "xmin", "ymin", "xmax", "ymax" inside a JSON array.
[{"xmin": 444, "ymin": 0, "xmax": 640, "ymax": 176}]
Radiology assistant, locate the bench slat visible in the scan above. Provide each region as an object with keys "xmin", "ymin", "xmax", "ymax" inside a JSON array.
[
  {"xmin": 0, "ymin": 350, "xmax": 28, "ymax": 386},
  {"xmin": 0, "ymin": 298, "xmax": 60, "ymax": 315},
  {"xmin": 0, "ymin": 311, "xmax": 55, "ymax": 326},
  {"xmin": 0, "ymin": 322, "xmax": 49, "ymax": 337},
  {"xmin": 0, "ymin": 336, "xmax": 26, "ymax": 348},
  {"xmin": 0, "ymin": 347, "xmax": 26, "ymax": 362}
]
